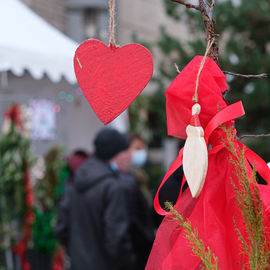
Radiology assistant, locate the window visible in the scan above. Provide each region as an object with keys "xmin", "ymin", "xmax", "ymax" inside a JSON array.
[{"xmin": 84, "ymin": 9, "xmax": 109, "ymax": 41}]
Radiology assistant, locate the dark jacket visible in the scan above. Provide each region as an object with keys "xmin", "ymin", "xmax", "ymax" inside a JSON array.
[
  {"xmin": 118, "ymin": 173, "xmax": 155, "ymax": 269},
  {"xmin": 55, "ymin": 158, "xmax": 136, "ymax": 270}
]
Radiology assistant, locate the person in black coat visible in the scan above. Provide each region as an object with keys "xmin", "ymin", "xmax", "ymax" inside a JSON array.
[
  {"xmin": 125, "ymin": 133, "xmax": 155, "ymax": 270},
  {"xmin": 55, "ymin": 128, "xmax": 136, "ymax": 270}
]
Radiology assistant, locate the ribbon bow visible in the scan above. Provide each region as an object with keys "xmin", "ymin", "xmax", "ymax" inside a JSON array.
[{"xmin": 154, "ymin": 101, "xmax": 270, "ymax": 215}]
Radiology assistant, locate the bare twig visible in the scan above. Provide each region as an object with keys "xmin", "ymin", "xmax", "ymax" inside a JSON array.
[
  {"xmin": 174, "ymin": 63, "xmax": 181, "ymax": 73},
  {"xmin": 199, "ymin": 0, "xmax": 218, "ymax": 63},
  {"xmin": 238, "ymin": 134, "xmax": 270, "ymax": 140},
  {"xmin": 223, "ymin": 71, "xmax": 268, "ymax": 79},
  {"xmin": 174, "ymin": 66, "xmax": 268, "ymax": 79},
  {"xmin": 171, "ymin": 0, "xmax": 200, "ymax": 10}
]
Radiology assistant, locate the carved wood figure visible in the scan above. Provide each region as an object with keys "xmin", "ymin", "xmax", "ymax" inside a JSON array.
[{"xmin": 183, "ymin": 103, "xmax": 208, "ymax": 198}]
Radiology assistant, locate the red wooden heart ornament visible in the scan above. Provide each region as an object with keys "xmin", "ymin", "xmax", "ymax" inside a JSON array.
[{"xmin": 74, "ymin": 39, "xmax": 153, "ymax": 124}]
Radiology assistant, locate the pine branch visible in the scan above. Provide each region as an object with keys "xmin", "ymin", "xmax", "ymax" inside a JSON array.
[
  {"xmin": 165, "ymin": 202, "xmax": 220, "ymax": 270},
  {"xmin": 221, "ymin": 125, "xmax": 270, "ymax": 269}
]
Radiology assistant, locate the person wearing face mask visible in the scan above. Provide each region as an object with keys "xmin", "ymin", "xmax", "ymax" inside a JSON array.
[
  {"xmin": 55, "ymin": 128, "xmax": 136, "ymax": 270},
  {"xmin": 128, "ymin": 133, "xmax": 152, "ymax": 201},
  {"xmin": 130, "ymin": 142, "xmax": 148, "ymax": 168},
  {"xmin": 123, "ymin": 133, "xmax": 155, "ymax": 270}
]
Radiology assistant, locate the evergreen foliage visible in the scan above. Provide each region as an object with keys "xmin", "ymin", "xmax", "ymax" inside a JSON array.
[
  {"xmin": 222, "ymin": 125, "xmax": 270, "ymax": 269},
  {"xmin": 165, "ymin": 202, "xmax": 220, "ymax": 270},
  {"xmin": 33, "ymin": 147, "xmax": 67, "ymax": 253},
  {"xmin": 0, "ymin": 120, "xmax": 33, "ymax": 246}
]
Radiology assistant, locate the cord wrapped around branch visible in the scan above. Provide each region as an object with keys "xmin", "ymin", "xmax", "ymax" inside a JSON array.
[{"xmin": 169, "ymin": 0, "xmax": 220, "ymax": 64}]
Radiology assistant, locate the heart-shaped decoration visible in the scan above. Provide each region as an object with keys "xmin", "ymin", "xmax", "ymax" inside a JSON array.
[{"xmin": 74, "ymin": 39, "xmax": 153, "ymax": 124}]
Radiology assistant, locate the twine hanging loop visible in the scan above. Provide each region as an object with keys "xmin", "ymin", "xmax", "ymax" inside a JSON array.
[
  {"xmin": 109, "ymin": 0, "xmax": 117, "ymax": 47},
  {"xmin": 193, "ymin": 39, "xmax": 214, "ymax": 103}
]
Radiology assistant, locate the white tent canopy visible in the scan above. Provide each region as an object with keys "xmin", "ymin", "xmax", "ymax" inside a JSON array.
[{"xmin": 0, "ymin": 0, "xmax": 78, "ymax": 84}]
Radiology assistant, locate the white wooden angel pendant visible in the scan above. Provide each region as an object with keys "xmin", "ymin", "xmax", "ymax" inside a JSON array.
[{"xmin": 183, "ymin": 103, "xmax": 208, "ymax": 198}]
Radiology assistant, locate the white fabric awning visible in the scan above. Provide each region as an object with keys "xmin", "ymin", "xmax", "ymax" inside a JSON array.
[{"xmin": 0, "ymin": 0, "xmax": 78, "ymax": 84}]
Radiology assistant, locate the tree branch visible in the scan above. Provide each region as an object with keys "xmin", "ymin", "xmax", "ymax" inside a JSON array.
[
  {"xmin": 170, "ymin": 0, "xmax": 219, "ymax": 63},
  {"xmin": 238, "ymin": 134, "xmax": 270, "ymax": 140},
  {"xmin": 199, "ymin": 0, "xmax": 218, "ymax": 63},
  {"xmin": 171, "ymin": 0, "xmax": 200, "ymax": 10},
  {"xmin": 171, "ymin": 0, "xmax": 268, "ymax": 78},
  {"xmin": 223, "ymin": 71, "xmax": 267, "ymax": 79},
  {"xmin": 174, "ymin": 63, "xmax": 181, "ymax": 73}
]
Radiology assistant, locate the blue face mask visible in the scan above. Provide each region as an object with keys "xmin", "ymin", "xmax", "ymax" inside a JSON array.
[
  {"xmin": 110, "ymin": 162, "xmax": 118, "ymax": 172},
  {"xmin": 131, "ymin": 149, "xmax": 147, "ymax": 168}
]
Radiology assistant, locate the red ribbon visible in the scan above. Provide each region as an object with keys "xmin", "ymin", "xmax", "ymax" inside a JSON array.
[{"xmin": 154, "ymin": 101, "xmax": 270, "ymax": 216}]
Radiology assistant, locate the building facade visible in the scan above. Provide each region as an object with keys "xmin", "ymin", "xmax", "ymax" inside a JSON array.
[
  {"xmin": 22, "ymin": 0, "xmax": 67, "ymax": 32},
  {"xmin": 22, "ymin": 0, "xmax": 188, "ymax": 53}
]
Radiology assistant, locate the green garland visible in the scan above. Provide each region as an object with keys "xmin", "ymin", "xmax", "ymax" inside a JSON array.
[
  {"xmin": 0, "ymin": 120, "xmax": 33, "ymax": 247},
  {"xmin": 32, "ymin": 147, "xmax": 68, "ymax": 253},
  {"xmin": 32, "ymin": 208, "xmax": 57, "ymax": 253}
]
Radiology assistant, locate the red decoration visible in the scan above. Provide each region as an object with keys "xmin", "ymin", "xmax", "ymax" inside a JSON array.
[
  {"xmin": 147, "ymin": 56, "xmax": 270, "ymax": 269},
  {"xmin": 4, "ymin": 105, "xmax": 35, "ymax": 270},
  {"xmin": 74, "ymin": 39, "xmax": 153, "ymax": 124},
  {"xmin": 13, "ymin": 172, "xmax": 35, "ymax": 270},
  {"xmin": 52, "ymin": 248, "xmax": 65, "ymax": 270},
  {"xmin": 4, "ymin": 104, "xmax": 23, "ymax": 131},
  {"xmin": 166, "ymin": 56, "xmax": 228, "ymax": 140}
]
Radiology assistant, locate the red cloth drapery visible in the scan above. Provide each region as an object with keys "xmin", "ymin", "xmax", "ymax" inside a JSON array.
[{"xmin": 147, "ymin": 56, "xmax": 270, "ymax": 270}]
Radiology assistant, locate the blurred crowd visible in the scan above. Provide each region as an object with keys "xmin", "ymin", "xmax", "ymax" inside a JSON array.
[{"xmin": 55, "ymin": 128, "xmax": 156, "ymax": 270}]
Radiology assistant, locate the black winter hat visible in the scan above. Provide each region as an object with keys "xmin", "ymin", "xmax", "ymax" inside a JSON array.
[{"xmin": 94, "ymin": 128, "xmax": 130, "ymax": 161}]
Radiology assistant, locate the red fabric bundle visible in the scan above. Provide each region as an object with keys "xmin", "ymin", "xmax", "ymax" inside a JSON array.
[
  {"xmin": 147, "ymin": 56, "xmax": 270, "ymax": 270},
  {"xmin": 166, "ymin": 56, "xmax": 228, "ymax": 140}
]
